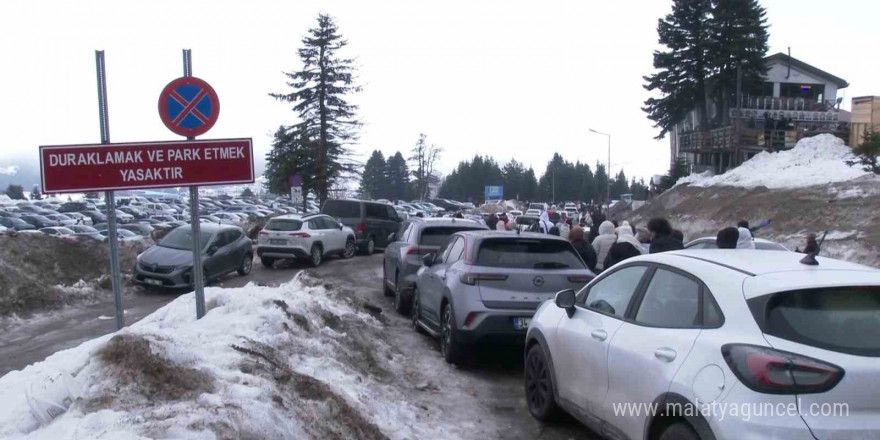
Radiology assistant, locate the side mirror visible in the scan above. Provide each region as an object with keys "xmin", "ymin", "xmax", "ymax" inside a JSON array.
[
  {"xmin": 555, "ymin": 289, "xmax": 576, "ymax": 318},
  {"xmin": 338, "ymin": 222, "xmax": 344, "ymax": 230},
  {"xmin": 387, "ymin": 232, "xmax": 396, "ymax": 243},
  {"xmin": 422, "ymin": 253, "xmax": 435, "ymax": 267}
]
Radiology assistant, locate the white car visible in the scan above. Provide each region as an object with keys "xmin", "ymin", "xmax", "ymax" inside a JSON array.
[
  {"xmin": 685, "ymin": 236, "xmax": 790, "ymax": 251},
  {"xmin": 525, "ymin": 250, "xmax": 879, "ymax": 440},
  {"xmin": 256, "ymin": 214, "xmax": 355, "ymax": 267},
  {"xmin": 525, "ymin": 209, "xmax": 541, "ymax": 216}
]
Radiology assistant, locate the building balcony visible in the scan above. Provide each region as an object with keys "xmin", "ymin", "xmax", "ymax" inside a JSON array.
[{"xmin": 730, "ymin": 95, "xmax": 841, "ymax": 123}]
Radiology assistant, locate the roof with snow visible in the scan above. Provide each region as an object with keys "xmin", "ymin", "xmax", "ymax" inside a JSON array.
[{"xmin": 764, "ymin": 52, "xmax": 849, "ymax": 89}]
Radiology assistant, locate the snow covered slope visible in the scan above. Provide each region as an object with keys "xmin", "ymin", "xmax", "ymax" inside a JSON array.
[
  {"xmin": 677, "ymin": 134, "xmax": 876, "ymax": 189},
  {"xmin": 0, "ymin": 276, "xmax": 451, "ymax": 440}
]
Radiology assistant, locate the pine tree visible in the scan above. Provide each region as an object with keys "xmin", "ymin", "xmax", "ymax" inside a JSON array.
[
  {"xmin": 386, "ymin": 152, "xmax": 411, "ymax": 202},
  {"xmin": 240, "ymin": 188, "xmax": 256, "ymax": 198},
  {"xmin": 522, "ymin": 168, "xmax": 538, "ymax": 202},
  {"xmin": 30, "ymin": 185, "xmax": 42, "ymax": 200},
  {"xmin": 610, "ymin": 170, "xmax": 629, "ymax": 199},
  {"xmin": 643, "ymin": 0, "xmax": 714, "ymax": 139},
  {"xmin": 661, "ymin": 157, "xmax": 691, "ymax": 190},
  {"xmin": 269, "ymin": 14, "xmax": 360, "ymax": 206},
  {"xmin": 264, "ymin": 124, "xmax": 318, "ymax": 209},
  {"xmin": 501, "ymin": 159, "xmax": 527, "ymax": 200},
  {"xmin": 594, "ymin": 162, "xmax": 609, "ymax": 203},
  {"xmin": 5, "ymin": 184, "xmax": 24, "ymax": 200},
  {"xmin": 847, "ymin": 131, "xmax": 880, "ymax": 175},
  {"xmin": 709, "ymin": 0, "xmax": 769, "ymax": 124},
  {"xmin": 360, "ymin": 150, "xmax": 387, "ymax": 199}
]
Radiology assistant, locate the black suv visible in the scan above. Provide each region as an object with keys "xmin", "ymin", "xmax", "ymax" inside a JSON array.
[{"xmin": 322, "ymin": 199, "xmax": 401, "ymax": 254}]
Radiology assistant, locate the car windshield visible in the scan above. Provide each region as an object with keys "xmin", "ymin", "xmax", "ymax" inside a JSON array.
[
  {"xmin": 754, "ymin": 287, "xmax": 880, "ymax": 357},
  {"xmin": 159, "ymin": 227, "xmax": 214, "ymax": 251},
  {"xmin": 265, "ymin": 219, "xmax": 303, "ymax": 231},
  {"xmin": 419, "ymin": 226, "xmax": 482, "ymax": 247},
  {"xmin": 476, "ymin": 238, "xmax": 584, "ymax": 269}
]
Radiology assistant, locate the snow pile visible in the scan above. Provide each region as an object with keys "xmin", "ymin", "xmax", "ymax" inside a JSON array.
[
  {"xmin": 0, "ymin": 194, "xmax": 15, "ymax": 206},
  {"xmin": 0, "ymin": 276, "xmax": 446, "ymax": 440},
  {"xmin": 678, "ymin": 134, "xmax": 874, "ymax": 189}
]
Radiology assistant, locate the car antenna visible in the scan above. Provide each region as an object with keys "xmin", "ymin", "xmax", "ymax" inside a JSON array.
[{"xmin": 799, "ymin": 230, "xmax": 828, "ymax": 266}]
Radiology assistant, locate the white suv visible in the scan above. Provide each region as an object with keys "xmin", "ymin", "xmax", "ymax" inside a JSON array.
[
  {"xmin": 525, "ymin": 250, "xmax": 880, "ymax": 440},
  {"xmin": 257, "ymin": 214, "xmax": 356, "ymax": 267}
]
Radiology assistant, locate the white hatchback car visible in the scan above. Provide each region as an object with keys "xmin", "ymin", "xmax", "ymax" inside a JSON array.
[{"xmin": 525, "ymin": 250, "xmax": 879, "ymax": 440}]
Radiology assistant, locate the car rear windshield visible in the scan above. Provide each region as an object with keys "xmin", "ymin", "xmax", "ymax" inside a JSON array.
[
  {"xmin": 323, "ymin": 200, "xmax": 360, "ymax": 218},
  {"xmin": 419, "ymin": 227, "xmax": 482, "ymax": 246},
  {"xmin": 476, "ymin": 238, "xmax": 585, "ymax": 269},
  {"xmin": 528, "ymin": 203, "xmax": 543, "ymax": 210},
  {"xmin": 159, "ymin": 228, "xmax": 214, "ymax": 251},
  {"xmin": 753, "ymin": 287, "xmax": 880, "ymax": 357},
  {"xmin": 265, "ymin": 219, "xmax": 303, "ymax": 232}
]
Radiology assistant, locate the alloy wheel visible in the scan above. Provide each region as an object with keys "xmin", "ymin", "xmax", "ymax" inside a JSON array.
[{"xmin": 526, "ymin": 350, "xmax": 551, "ymax": 414}]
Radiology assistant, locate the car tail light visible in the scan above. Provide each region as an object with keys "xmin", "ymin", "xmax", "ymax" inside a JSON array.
[
  {"xmin": 406, "ymin": 247, "xmax": 433, "ymax": 256},
  {"xmin": 355, "ymin": 222, "xmax": 366, "ymax": 233},
  {"xmin": 460, "ymin": 273, "xmax": 508, "ymax": 285},
  {"xmin": 568, "ymin": 275, "xmax": 594, "ymax": 283},
  {"xmin": 463, "ymin": 312, "xmax": 477, "ymax": 328},
  {"xmin": 289, "ymin": 232, "xmax": 311, "ymax": 238},
  {"xmin": 722, "ymin": 344, "xmax": 844, "ymax": 394},
  {"xmin": 259, "ymin": 231, "xmax": 269, "ymax": 236}
]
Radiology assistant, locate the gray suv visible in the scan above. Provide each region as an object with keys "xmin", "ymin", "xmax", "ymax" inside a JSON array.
[
  {"xmin": 322, "ymin": 199, "xmax": 401, "ymax": 254},
  {"xmin": 256, "ymin": 214, "xmax": 356, "ymax": 267},
  {"xmin": 383, "ymin": 217, "xmax": 487, "ymax": 313},
  {"xmin": 412, "ymin": 231, "xmax": 595, "ymax": 364}
]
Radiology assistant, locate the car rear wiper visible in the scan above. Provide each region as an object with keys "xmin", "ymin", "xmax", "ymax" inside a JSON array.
[{"xmin": 533, "ymin": 262, "xmax": 569, "ymax": 269}]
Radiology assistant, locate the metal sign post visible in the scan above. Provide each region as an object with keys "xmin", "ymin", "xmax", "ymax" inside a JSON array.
[
  {"xmin": 182, "ymin": 49, "xmax": 207, "ymax": 319},
  {"xmin": 96, "ymin": 51, "xmax": 125, "ymax": 331}
]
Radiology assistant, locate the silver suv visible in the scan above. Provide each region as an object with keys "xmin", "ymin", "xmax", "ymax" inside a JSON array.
[
  {"xmin": 412, "ymin": 231, "xmax": 595, "ymax": 364},
  {"xmin": 257, "ymin": 214, "xmax": 356, "ymax": 267}
]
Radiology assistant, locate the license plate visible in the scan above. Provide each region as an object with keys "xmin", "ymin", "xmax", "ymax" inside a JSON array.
[
  {"xmin": 513, "ymin": 317, "xmax": 531, "ymax": 330},
  {"xmin": 144, "ymin": 278, "xmax": 163, "ymax": 286},
  {"xmin": 269, "ymin": 239, "xmax": 287, "ymax": 245}
]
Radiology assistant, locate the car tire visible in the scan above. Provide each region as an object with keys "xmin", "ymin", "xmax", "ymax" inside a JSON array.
[
  {"xmin": 237, "ymin": 253, "xmax": 253, "ymax": 276},
  {"xmin": 383, "ymin": 262, "xmax": 394, "ymax": 297},
  {"xmin": 657, "ymin": 421, "xmax": 700, "ymax": 440},
  {"xmin": 393, "ymin": 272, "xmax": 411, "ymax": 314},
  {"xmin": 309, "ymin": 245, "xmax": 323, "ymax": 267},
  {"xmin": 440, "ymin": 303, "xmax": 465, "ymax": 365},
  {"xmin": 411, "ymin": 287, "xmax": 426, "ymax": 335},
  {"xmin": 261, "ymin": 256, "xmax": 275, "ymax": 269},
  {"xmin": 361, "ymin": 236, "xmax": 375, "ymax": 255},
  {"xmin": 525, "ymin": 344, "xmax": 560, "ymax": 421},
  {"xmin": 342, "ymin": 238, "xmax": 356, "ymax": 259}
]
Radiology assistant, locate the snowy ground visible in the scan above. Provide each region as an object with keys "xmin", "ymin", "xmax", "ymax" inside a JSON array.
[
  {"xmin": 0, "ymin": 275, "xmax": 476, "ymax": 440},
  {"xmin": 676, "ymin": 134, "xmax": 878, "ymax": 189}
]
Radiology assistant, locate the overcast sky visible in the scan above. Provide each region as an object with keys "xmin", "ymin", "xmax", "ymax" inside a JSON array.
[{"xmin": 1, "ymin": 0, "xmax": 877, "ymax": 186}]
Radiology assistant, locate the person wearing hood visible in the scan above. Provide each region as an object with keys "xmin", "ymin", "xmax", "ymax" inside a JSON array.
[
  {"xmin": 603, "ymin": 226, "xmax": 645, "ymax": 269},
  {"xmin": 647, "ymin": 218, "xmax": 684, "ymax": 254},
  {"xmin": 736, "ymin": 227, "xmax": 756, "ymax": 249},
  {"xmin": 569, "ymin": 225, "xmax": 598, "ymax": 272},
  {"xmin": 556, "ymin": 219, "xmax": 571, "ymax": 240},
  {"xmin": 538, "ymin": 211, "xmax": 553, "ymax": 234},
  {"xmin": 635, "ymin": 227, "xmax": 652, "ymax": 253},
  {"xmin": 487, "ymin": 213, "xmax": 498, "ymax": 231},
  {"xmin": 591, "ymin": 221, "xmax": 617, "ymax": 272}
]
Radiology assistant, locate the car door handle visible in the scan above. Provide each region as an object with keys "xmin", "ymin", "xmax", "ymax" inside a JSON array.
[
  {"xmin": 590, "ymin": 329, "xmax": 607, "ymax": 341},
  {"xmin": 654, "ymin": 347, "xmax": 677, "ymax": 362}
]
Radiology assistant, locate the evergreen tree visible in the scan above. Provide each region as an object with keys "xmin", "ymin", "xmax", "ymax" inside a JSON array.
[
  {"xmin": 643, "ymin": 0, "xmax": 714, "ymax": 139},
  {"xmin": 5, "ymin": 184, "xmax": 24, "ymax": 200},
  {"xmin": 661, "ymin": 157, "xmax": 691, "ymax": 190},
  {"xmin": 630, "ymin": 177, "xmax": 650, "ymax": 200},
  {"xmin": 264, "ymin": 124, "xmax": 318, "ymax": 209},
  {"xmin": 594, "ymin": 162, "xmax": 609, "ymax": 203},
  {"xmin": 847, "ymin": 131, "xmax": 880, "ymax": 175},
  {"xmin": 240, "ymin": 188, "xmax": 256, "ymax": 198},
  {"xmin": 501, "ymin": 159, "xmax": 527, "ymax": 200},
  {"xmin": 360, "ymin": 150, "xmax": 387, "ymax": 199},
  {"xmin": 522, "ymin": 168, "xmax": 538, "ymax": 201},
  {"xmin": 30, "ymin": 185, "xmax": 42, "ymax": 200},
  {"xmin": 709, "ymin": 0, "xmax": 769, "ymax": 124},
  {"xmin": 575, "ymin": 162, "xmax": 597, "ymax": 203},
  {"xmin": 269, "ymin": 14, "xmax": 361, "ymax": 206},
  {"xmin": 386, "ymin": 152, "xmax": 411, "ymax": 202},
  {"xmin": 610, "ymin": 170, "xmax": 629, "ymax": 199}
]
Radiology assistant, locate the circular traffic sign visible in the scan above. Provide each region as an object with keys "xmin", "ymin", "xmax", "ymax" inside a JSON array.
[{"xmin": 158, "ymin": 76, "xmax": 220, "ymax": 137}]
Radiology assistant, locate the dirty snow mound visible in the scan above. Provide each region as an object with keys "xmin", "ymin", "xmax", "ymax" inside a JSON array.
[
  {"xmin": 0, "ymin": 276, "xmax": 450, "ymax": 440},
  {"xmin": 678, "ymin": 134, "xmax": 874, "ymax": 189}
]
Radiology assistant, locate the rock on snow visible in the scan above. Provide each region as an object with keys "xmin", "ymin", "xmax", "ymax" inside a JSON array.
[{"xmin": 677, "ymin": 134, "xmax": 876, "ymax": 189}]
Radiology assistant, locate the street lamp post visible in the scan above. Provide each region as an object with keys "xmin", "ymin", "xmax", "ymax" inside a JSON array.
[{"xmin": 588, "ymin": 129, "xmax": 611, "ymax": 205}]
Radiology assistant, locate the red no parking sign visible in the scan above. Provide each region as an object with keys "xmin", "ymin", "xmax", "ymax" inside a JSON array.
[{"xmin": 158, "ymin": 76, "xmax": 220, "ymax": 137}]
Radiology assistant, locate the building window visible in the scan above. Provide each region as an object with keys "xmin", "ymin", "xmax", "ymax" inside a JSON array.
[{"xmin": 780, "ymin": 83, "xmax": 825, "ymax": 104}]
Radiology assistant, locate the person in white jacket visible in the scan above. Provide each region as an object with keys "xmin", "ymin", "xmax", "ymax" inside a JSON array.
[
  {"xmin": 736, "ymin": 227, "xmax": 756, "ymax": 249},
  {"xmin": 591, "ymin": 221, "xmax": 617, "ymax": 272}
]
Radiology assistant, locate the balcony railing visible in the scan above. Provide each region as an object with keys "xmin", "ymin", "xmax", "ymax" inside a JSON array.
[{"xmin": 730, "ymin": 95, "xmax": 840, "ymax": 123}]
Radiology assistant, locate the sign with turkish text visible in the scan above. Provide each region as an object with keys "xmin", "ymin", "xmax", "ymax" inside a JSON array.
[{"xmin": 40, "ymin": 138, "xmax": 253, "ymax": 193}]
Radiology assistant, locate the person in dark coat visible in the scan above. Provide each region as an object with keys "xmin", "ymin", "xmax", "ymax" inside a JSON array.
[
  {"xmin": 647, "ymin": 218, "xmax": 684, "ymax": 254},
  {"xmin": 569, "ymin": 226, "xmax": 598, "ymax": 273},
  {"xmin": 802, "ymin": 233, "xmax": 820, "ymax": 254},
  {"xmin": 716, "ymin": 227, "xmax": 739, "ymax": 249},
  {"xmin": 487, "ymin": 213, "xmax": 498, "ymax": 230},
  {"xmin": 672, "ymin": 229, "xmax": 684, "ymax": 244},
  {"xmin": 603, "ymin": 226, "xmax": 645, "ymax": 269}
]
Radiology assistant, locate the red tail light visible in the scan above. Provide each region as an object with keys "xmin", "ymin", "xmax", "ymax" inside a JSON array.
[
  {"xmin": 568, "ymin": 275, "xmax": 594, "ymax": 283},
  {"xmin": 259, "ymin": 231, "xmax": 269, "ymax": 236},
  {"xmin": 722, "ymin": 344, "xmax": 844, "ymax": 394},
  {"xmin": 406, "ymin": 247, "xmax": 433, "ymax": 256},
  {"xmin": 463, "ymin": 312, "xmax": 477, "ymax": 328},
  {"xmin": 460, "ymin": 273, "xmax": 508, "ymax": 285},
  {"xmin": 289, "ymin": 232, "xmax": 311, "ymax": 238},
  {"xmin": 355, "ymin": 222, "xmax": 366, "ymax": 233}
]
